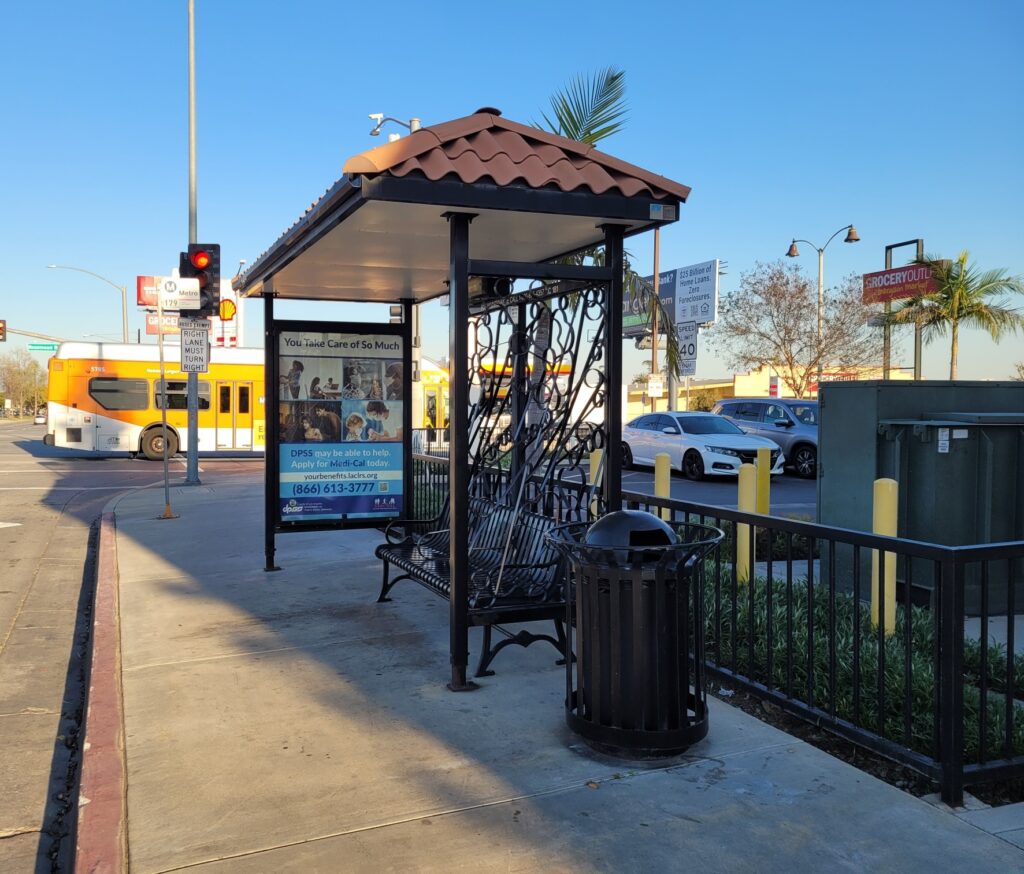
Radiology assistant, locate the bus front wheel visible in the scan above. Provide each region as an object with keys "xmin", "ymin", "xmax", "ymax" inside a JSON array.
[{"xmin": 141, "ymin": 428, "xmax": 179, "ymax": 461}]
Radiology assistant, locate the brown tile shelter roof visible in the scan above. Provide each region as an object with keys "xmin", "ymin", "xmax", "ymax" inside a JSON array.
[
  {"xmin": 343, "ymin": 108, "xmax": 691, "ymax": 203},
  {"xmin": 235, "ymin": 107, "xmax": 689, "ymax": 303}
]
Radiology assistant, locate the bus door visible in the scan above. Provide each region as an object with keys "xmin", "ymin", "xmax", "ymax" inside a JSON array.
[{"xmin": 215, "ymin": 381, "xmax": 254, "ymax": 449}]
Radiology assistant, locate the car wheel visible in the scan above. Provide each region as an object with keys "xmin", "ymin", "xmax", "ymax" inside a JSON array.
[
  {"xmin": 682, "ymin": 450, "xmax": 705, "ymax": 481},
  {"xmin": 622, "ymin": 442, "xmax": 634, "ymax": 470},
  {"xmin": 141, "ymin": 428, "xmax": 178, "ymax": 461},
  {"xmin": 793, "ymin": 445, "xmax": 816, "ymax": 478}
]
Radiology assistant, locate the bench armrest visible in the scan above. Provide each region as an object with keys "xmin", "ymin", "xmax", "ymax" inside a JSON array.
[{"xmin": 383, "ymin": 516, "xmax": 442, "ymax": 545}]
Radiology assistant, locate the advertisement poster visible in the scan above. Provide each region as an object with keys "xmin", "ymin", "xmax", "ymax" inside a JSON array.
[{"xmin": 277, "ymin": 328, "xmax": 404, "ymax": 524}]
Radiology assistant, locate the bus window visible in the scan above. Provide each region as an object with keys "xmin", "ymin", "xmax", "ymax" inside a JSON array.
[
  {"xmin": 219, "ymin": 385, "xmax": 231, "ymax": 413},
  {"xmin": 89, "ymin": 378, "xmax": 149, "ymax": 411},
  {"xmin": 155, "ymin": 380, "xmax": 210, "ymax": 410},
  {"xmin": 238, "ymin": 386, "xmax": 250, "ymax": 414}
]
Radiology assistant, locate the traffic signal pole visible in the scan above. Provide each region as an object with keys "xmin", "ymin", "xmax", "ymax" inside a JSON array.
[{"xmin": 185, "ymin": 0, "xmax": 201, "ymax": 485}]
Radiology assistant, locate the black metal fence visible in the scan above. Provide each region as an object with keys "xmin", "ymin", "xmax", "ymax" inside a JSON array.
[
  {"xmin": 622, "ymin": 490, "xmax": 1023, "ymax": 807},
  {"xmin": 407, "ymin": 453, "xmax": 1024, "ymax": 805}
]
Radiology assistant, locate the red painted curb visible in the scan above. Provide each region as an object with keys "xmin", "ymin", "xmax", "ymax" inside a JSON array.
[{"xmin": 75, "ymin": 512, "xmax": 127, "ymax": 873}]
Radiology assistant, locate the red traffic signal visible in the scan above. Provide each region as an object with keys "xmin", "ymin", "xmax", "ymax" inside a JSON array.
[{"xmin": 190, "ymin": 249, "xmax": 212, "ymax": 270}]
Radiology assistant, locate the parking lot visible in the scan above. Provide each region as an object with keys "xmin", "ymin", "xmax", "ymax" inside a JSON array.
[{"xmin": 621, "ymin": 466, "xmax": 817, "ymax": 516}]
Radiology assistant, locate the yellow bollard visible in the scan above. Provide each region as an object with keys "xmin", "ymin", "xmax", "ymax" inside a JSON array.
[
  {"xmin": 736, "ymin": 463, "xmax": 756, "ymax": 584},
  {"xmin": 755, "ymin": 446, "xmax": 771, "ymax": 516},
  {"xmin": 654, "ymin": 452, "xmax": 671, "ymax": 521},
  {"xmin": 871, "ymin": 478, "xmax": 898, "ymax": 636},
  {"xmin": 589, "ymin": 448, "xmax": 604, "ymax": 517}
]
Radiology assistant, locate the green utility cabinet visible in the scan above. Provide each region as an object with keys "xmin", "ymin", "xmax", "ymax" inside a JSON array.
[{"xmin": 818, "ymin": 382, "xmax": 1024, "ymax": 613}]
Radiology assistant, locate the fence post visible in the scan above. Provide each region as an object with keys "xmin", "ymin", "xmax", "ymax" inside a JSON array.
[
  {"xmin": 655, "ymin": 452, "xmax": 671, "ymax": 521},
  {"xmin": 938, "ymin": 556, "xmax": 965, "ymax": 807},
  {"xmin": 871, "ymin": 478, "xmax": 898, "ymax": 635},
  {"xmin": 755, "ymin": 446, "xmax": 771, "ymax": 515},
  {"xmin": 737, "ymin": 463, "xmax": 756, "ymax": 583}
]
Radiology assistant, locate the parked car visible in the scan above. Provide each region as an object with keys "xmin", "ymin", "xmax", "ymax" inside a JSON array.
[
  {"xmin": 34, "ymin": 414, "xmax": 46, "ymax": 425},
  {"xmin": 711, "ymin": 397, "xmax": 818, "ymax": 478},
  {"xmin": 622, "ymin": 412, "xmax": 785, "ymax": 481}
]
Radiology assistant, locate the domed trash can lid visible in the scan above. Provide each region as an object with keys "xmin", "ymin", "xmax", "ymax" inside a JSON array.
[{"xmin": 583, "ymin": 510, "xmax": 678, "ymax": 547}]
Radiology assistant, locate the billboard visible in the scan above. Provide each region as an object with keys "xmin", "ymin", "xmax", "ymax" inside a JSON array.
[
  {"xmin": 673, "ymin": 260, "xmax": 719, "ymax": 325},
  {"xmin": 274, "ymin": 323, "xmax": 406, "ymax": 527},
  {"xmin": 630, "ymin": 260, "xmax": 720, "ymax": 338},
  {"xmin": 862, "ymin": 265, "xmax": 938, "ymax": 304}
]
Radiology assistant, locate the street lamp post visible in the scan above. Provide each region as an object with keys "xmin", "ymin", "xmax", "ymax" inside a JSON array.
[
  {"xmin": 47, "ymin": 264, "xmax": 129, "ymax": 343},
  {"xmin": 785, "ymin": 224, "xmax": 859, "ymax": 390}
]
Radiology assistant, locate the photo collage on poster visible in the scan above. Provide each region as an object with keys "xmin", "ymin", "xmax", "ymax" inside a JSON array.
[{"xmin": 277, "ymin": 330, "xmax": 404, "ymax": 523}]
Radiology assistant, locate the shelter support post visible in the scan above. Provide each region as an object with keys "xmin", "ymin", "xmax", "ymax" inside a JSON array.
[
  {"xmin": 603, "ymin": 224, "xmax": 625, "ymax": 511},
  {"xmin": 447, "ymin": 212, "xmax": 476, "ymax": 691},
  {"xmin": 264, "ymin": 290, "xmax": 281, "ymax": 571},
  {"xmin": 402, "ymin": 299, "xmax": 414, "ymax": 514}
]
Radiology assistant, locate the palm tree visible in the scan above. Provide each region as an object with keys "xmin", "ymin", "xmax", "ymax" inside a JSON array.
[
  {"xmin": 535, "ymin": 67, "xmax": 681, "ymax": 373},
  {"xmin": 888, "ymin": 251, "xmax": 1024, "ymax": 379}
]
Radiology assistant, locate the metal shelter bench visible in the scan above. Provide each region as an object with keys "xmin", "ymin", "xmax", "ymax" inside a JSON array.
[{"xmin": 375, "ymin": 496, "xmax": 567, "ymax": 676}]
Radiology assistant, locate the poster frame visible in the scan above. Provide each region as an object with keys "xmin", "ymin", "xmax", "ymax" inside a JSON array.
[{"xmin": 267, "ymin": 317, "xmax": 412, "ymax": 538}]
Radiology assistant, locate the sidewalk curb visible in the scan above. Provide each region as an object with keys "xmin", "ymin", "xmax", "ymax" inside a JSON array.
[{"xmin": 75, "ymin": 512, "xmax": 127, "ymax": 873}]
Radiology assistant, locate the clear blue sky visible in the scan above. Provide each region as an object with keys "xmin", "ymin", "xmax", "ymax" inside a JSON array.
[{"xmin": 2, "ymin": 0, "xmax": 1022, "ymax": 380}]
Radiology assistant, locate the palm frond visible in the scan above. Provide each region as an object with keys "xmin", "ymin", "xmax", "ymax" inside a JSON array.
[{"xmin": 538, "ymin": 67, "xmax": 628, "ymax": 145}]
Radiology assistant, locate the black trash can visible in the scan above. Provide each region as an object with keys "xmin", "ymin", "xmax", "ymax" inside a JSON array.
[{"xmin": 548, "ymin": 511, "xmax": 724, "ymax": 757}]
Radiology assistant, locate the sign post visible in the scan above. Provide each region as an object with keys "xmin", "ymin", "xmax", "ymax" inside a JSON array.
[{"xmin": 676, "ymin": 320, "xmax": 698, "ymax": 408}]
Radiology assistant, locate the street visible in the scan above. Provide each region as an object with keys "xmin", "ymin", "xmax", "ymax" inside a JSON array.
[
  {"xmin": 0, "ymin": 421, "xmax": 259, "ymax": 871},
  {"xmin": 621, "ymin": 465, "xmax": 817, "ymax": 517}
]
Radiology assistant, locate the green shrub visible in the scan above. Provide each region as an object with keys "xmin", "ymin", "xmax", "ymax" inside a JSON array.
[{"xmin": 702, "ymin": 565, "xmax": 1024, "ymax": 765}]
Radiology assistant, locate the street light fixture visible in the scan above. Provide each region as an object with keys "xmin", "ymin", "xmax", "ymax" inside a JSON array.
[
  {"xmin": 785, "ymin": 224, "xmax": 859, "ymax": 389},
  {"xmin": 368, "ymin": 113, "xmax": 422, "ymax": 142},
  {"xmin": 46, "ymin": 264, "xmax": 129, "ymax": 343}
]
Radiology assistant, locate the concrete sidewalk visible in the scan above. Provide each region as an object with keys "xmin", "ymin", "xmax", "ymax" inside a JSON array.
[{"xmin": 85, "ymin": 474, "xmax": 1024, "ymax": 872}]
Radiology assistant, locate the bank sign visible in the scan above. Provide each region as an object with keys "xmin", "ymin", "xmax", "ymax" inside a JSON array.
[
  {"xmin": 275, "ymin": 326, "xmax": 405, "ymax": 526},
  {"xmin": 862, "ymin": 265, "xmax": 938, "ymax": 304}
]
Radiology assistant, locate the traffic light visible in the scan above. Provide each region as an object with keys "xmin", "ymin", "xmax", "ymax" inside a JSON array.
[
  {"xmin": 0, "ymin": 319, "xmax": 6, "ymax": 342},
  {"xmin": 179, "ymin": 243, "xmax": 221, "ymax": 316}
]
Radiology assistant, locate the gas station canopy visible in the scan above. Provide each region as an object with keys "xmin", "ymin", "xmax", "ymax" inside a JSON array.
[{"xmin": 234, "ymin": 108, "xmax": 690, "ymax": 304}]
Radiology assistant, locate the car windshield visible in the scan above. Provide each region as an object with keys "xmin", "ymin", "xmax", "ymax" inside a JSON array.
[
  {"xmin": 789, "ymin": 404, "xmax": 817, "ymax": 425},
  {"xmin": 676, "ymin": 415, "xmax": 743, "ymax": 435}
]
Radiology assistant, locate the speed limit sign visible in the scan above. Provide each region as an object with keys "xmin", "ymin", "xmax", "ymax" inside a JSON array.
[{"xmin": 676, "ymin": 320, "xmax": 698, "ymax": 363}]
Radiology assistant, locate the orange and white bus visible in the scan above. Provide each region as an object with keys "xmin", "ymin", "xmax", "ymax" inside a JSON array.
[{"xmin": 44, "ymin": 343, "xmax": 265, "ymax": 459}]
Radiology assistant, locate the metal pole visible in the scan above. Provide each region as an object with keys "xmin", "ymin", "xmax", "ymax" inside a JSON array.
[
  {"xmin": 603, "ymin": 224, "xmax": 625, "ymax": 511},
  {"xmin": 883, "ymin": 245, "xmax": 892, "ymax": 380},
  {"xmin": 156, "ymin": 297, "xmax": 175, "ymax": 519},
  {"xmin": 651, "ymin": 229, "xmax": 659, "ymax": 413},
  {"xmin": 184, "ymin": 0, "xmax": 200, "ymax": 485},
  {"xmin": 263, "ymin": 290, "xmax": 279, "ymax": 571},
  {"xmin": 447, "ymin": 212, "xmax": 473, "ymax": 691},
  {"xmin": 120, "ymin": 284, "xmax": 128, "ymax": 343},
  {"xmin": 187, "ymin": 0, "xmax": 197, "ymax": 245},
  {"xmin": 816, "ymin": 247, "xmax": 824, "ymax": 389},
  {"xmin": 914, "ymin": 238, "xmax": 924, "ymax": 380}
]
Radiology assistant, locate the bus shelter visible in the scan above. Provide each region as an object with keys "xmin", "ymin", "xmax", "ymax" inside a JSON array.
[{"xmin": 235, "ymin": 108, "xmax": 690, "ymax": 689}]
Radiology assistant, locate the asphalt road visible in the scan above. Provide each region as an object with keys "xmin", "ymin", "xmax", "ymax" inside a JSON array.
[
  {"xmin": 0, "ymin": 421, "xmax": 260, "ymax": 872},
  {"xmin": 620, "ymin": 464, "xmax": 817, "ymax": 517}
]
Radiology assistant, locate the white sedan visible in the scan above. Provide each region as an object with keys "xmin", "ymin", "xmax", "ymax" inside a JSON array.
[{"xmin": 623, "ymin": 412, "xmax": 785, "ymax": 481}]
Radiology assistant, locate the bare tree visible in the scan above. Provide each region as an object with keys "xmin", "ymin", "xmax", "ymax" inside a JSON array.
[
  {"xmin": 0, "ymin": 349, "xmax": 47, "ymax": 415},
  {"xmin": 1013, "ymin": 361, "xmax": 1024, "ymax": 381},
  {"xmin": 709, "ymin": 261, "xmax": 883, "ymax": 398}
]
